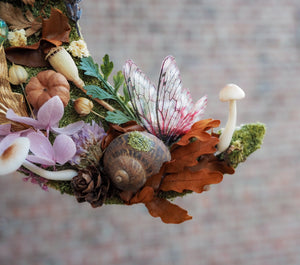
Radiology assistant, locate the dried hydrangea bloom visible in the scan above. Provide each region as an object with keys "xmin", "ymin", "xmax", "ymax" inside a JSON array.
[
  {"xmin": 70, "ymin": 121, "xmax": 106, "ymax": 169},
  {"xmin": 123, "ymin": 55, "xmax": 207, "ymax": 145},
  {"xmin": 7, "ymin": 29, "xmax": 27, "ymax": 47},
  {"xmin": 67, "ymin": 39, "xmax": 89, "ymax": 58}
]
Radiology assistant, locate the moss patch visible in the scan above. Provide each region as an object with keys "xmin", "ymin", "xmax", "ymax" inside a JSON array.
[
  {"xmin": 128, "ymin": 131, "xmax": 153, "ymax": 152},
  {"xmin": 219, "ymin": 122, "xmax": 266, "ymax": 168}
]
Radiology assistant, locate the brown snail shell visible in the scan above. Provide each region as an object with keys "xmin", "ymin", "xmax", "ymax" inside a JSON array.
[{"xmin": 103, "ymin": 131, "xmax": 171, "ymax": 191}]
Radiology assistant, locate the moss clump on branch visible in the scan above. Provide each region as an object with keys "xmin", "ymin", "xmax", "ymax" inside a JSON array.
[{"xmin": 220, "ymin": 123, "xmax": 266, "ymax": 168}]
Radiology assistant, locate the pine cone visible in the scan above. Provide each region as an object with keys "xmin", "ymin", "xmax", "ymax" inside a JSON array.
[{"xmin": 71, "ymin": 167, "xmax": 109, "ymax": 208}]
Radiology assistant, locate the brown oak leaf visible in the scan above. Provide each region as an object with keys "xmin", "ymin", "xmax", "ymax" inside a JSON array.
[
  {"xmin": 0, "ymin": 3, "xmax": 42, "ymax": 37},
  {"xmin": 145, "ymin": 197, "xmax": 192, "ymax": 224},
  {"xmin": 160, "ymin": 168, "xmax": 223, "ymax": 193}
]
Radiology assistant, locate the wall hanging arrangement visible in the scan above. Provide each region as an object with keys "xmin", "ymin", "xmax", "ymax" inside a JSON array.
[{"xmin": 0, "ymin": 0, "xmax": 265, "ymax": 224}]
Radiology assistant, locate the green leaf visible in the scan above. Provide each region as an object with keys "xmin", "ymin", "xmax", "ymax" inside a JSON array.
[
  {"xmin": 101, "ymin": 54, "xmax": 114, "ymax": 81},
  {"xmin": 113, "ymin": 71, "xmax": 125, "ymax": 92},
  {"xmin": 85, "ymin": 85, "xmax": 116, "ymax": 100},
  {"xmin": 79, "ymin": 57, "xmax": 101, "ymax": 79},
  {"xmin": 123, "ymin": 83, "xmax": 130, "ymax": 104},
  {"xmin": 105, "ymin": 110, "xmax": 132, "ymax": 124}
]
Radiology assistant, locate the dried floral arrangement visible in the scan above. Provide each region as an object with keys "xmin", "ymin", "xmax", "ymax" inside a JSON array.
[{"xmin": 0, "ymin": 0, "xmax": 265, "ymax": 223}]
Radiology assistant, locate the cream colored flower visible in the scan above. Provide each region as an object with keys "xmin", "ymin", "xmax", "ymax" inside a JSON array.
[
  {"xmin": 7, "ymin": 29, "xmax": 27, "ymax": 47},
  {"xmin": 67, "ymin": 39, "xmax": 90, "ymax": 58}
]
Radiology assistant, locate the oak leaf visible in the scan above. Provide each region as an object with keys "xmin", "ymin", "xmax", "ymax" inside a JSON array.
[
  {"xmin": 160, "ymin": 168, "xmax": 223, "ymax": 193},
  {"xmin": 145, "ymin": 197, "xmax": 192, "ymax": 224},
  {"xmin": 0, "ymin": 3, "xmax": 42, "ymax": 37}
]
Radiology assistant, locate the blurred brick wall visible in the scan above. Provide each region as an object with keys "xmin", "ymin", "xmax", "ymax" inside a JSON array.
[{"xmin": 1, "ymin": 0, "xmax": 300, "ymax": 264}]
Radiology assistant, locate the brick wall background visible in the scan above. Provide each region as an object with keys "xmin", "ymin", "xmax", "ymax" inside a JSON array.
[{"xmin": 1, "ymin": 0, "xmax": 300, "ymax": 264}]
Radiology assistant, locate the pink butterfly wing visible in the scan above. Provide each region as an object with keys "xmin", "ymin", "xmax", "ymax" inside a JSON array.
[
  {"xmin": 156, "ymin": 56, "xmax": 188, "ymax": 141},
  {"xmin": 123, "ymin": 60, "xmax": 158, "ymax": 135}
]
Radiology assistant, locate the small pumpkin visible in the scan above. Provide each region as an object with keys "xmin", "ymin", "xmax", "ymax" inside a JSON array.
[{"xmin": 25, "ymin": 70, "xmax": 70, "ymax": 109}]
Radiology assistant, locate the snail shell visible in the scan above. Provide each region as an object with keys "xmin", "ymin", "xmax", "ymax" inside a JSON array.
[
  {"xmin": 103, "ymin": 131, "xmax": 171, "ymax": 191},
  {"xmin": 45, "ymin": 46, "xmax": 85, "ymax": 89}
]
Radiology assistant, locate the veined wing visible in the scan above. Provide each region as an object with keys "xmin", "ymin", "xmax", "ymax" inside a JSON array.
[
  {"xmin": 156, "ymin": 56, "xmax": 188, "ymax": 142},
  {"xmin": 123, "ymin": 60, "xmax": 158, "ymax": 135}
]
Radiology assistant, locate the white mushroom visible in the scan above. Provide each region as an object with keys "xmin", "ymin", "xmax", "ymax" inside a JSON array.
[
  {"xmin": 22, "ymin": 160, "xmax": 78, "ymax": 181},
  {"xmin": 0, "ymin": 137, "xmax": 30, "ymax": 176},
  {"xmin": 217, "ymin": 84, "xmax": 245, "ymax": 153}
]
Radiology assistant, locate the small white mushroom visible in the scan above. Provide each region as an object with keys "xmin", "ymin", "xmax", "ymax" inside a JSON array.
[
  {"xmin": 22, "ymin": 160, "xmax": 78, "ymax": 181},
  {"xmin": 0, "ymin": 137, "xmax": 30, "ymax": 176},
  {"xmin": 217, "ymin": 84, "xmax": 245, "ymax": 153}
]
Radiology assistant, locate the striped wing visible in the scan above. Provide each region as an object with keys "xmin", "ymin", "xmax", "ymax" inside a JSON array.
[{"xmin": 123, "ymin": 60, "xmax": 158, "ymax": 135}]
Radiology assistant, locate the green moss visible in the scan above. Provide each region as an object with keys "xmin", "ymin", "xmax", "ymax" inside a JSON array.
[
  {"xmin": 46, "ymin": 180, "xmax": 74, "ymax": 195},
  {"xmin": 221, "ymin": 122, "xmax": 266, "ymax": 168},
  {"xmin": 128, "ymin": 131, "xmax": 153, "ymax": 152}
]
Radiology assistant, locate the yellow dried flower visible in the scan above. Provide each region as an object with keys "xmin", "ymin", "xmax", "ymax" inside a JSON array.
[
  {"xmin": 67, "ymin": 39, "xmax": 90, "ymax": 58},
  {"xmin": 7, "ymin": 29, "xmax": 27, "ymax": 47},
  {"xmin": 74, "ymin": 97, "xmax": 94, "ymax": 116}
]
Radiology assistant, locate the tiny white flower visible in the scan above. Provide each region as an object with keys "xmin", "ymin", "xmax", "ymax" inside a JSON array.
[
  {"xmin": 67, "ymin": 39, "xmax": 90, "ymax": 58},
  {"xmin": 7, "ymin": 29, "xmax": 27, "ymax": 47}
]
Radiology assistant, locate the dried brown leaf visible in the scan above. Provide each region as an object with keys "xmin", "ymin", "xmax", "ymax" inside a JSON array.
[
  {"xmin": 145, "ymin": 197, "xmax": 192, "ymax": 224},
  {"xmin": 5, "ymin": 39, "xmax": 59, "ymax": 67},
  {"xmin": 0, "ymin": 2, "xmax": 42, "ymax": 37},
  {"xmin": 42, "ymin": 8, "xmax": 71, "ymax": 42},
  {"xmin": 160, "ymin": 168, "xmax": 223, "ymax": 193},
  {"xmin": 22, "ymin": 0, "xmax": 35, "ymax": 6}
]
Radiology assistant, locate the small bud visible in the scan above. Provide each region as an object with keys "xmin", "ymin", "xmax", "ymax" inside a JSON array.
[
  {"xmin": 74, "ymin": 97, "xmax": 94, "ymax": 116},
  {"xmin": 8, "ymin": 64, "xmax": 28, "ymax": 85}
]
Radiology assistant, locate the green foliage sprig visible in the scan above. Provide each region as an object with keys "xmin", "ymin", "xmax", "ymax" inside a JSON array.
[{"xmin": 79, "ymin": 55, "xmax": 137, "ymax": 124}]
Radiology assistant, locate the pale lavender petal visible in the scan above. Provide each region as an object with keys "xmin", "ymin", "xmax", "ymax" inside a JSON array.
[
  {"xmin": 0, "ymin": 133, "xmax": 21, "ymax": 155},
  {"xmin": 51, "ymin": 121, "xmax": 85, "ymax": 135},
  {"xmin": 6, "ymin": 109, "xmax": 39, "ymax": 127},
  {"xmin": 0, "ymin": 124, "xmax": 11, "ymax": 136},
  {"xmin": 26, "ymin": 155, "xmax": 55, "ymax": 166},
  {"xmin": 53, "ymin": 134, "xmax": 76, "ymax": 165},
  {"xmin": 27, "ymin": 132, "xmax": 55, "ymax": 161},
  {"xmin": 37, "ymin": 96, "xmax": 64, "ymax": 129}
]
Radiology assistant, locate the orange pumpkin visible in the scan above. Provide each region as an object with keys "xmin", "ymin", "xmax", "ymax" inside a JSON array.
[{"xmin": 25, "ymin": 70, "xmax": 70, "ymax": 109}]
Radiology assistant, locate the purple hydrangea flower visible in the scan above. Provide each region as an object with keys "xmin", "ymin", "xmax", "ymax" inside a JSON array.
[{"xmin": 71, "ymin": 121, "xmax": 106, "ymax": 169}]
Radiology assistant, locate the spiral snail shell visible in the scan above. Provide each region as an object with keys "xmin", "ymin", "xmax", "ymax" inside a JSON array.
[{"xmin": 103, "ymin": 131, "xmax": 171, "ymax": 191}]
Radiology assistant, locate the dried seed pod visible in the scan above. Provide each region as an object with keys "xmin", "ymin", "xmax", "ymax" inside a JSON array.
[
  {"xmin": 103, "ymin": 131, "xmax": 171, "ymax": 192},
  {"xmin": 45, "ymin": 46, "xmax": 84, "ymax": 89},
  {"xmin": 8, "ymin": 64, "xmax": 28, "ymax": 85},
  {"xmin": 74, "ymin": 97, "xmax": 93, "ymax": 116}
]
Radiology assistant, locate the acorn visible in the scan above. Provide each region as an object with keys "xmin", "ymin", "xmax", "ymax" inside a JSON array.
[
  {"xmin": 103, "ymin": 131, "xmax": 171, "ymax": 192},
  {"xmin": 74, "ymin": 97, "xmax": 94, "ymax": 116}
]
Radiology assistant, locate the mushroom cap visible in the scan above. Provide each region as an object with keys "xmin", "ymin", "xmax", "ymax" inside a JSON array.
[
  {"xmin": 219, "ymin": 83, "xmax": 245, "ymax": 102},
  {"xmin": 0, "ymin": 137, "xmax": 30, "ymax": 176}
]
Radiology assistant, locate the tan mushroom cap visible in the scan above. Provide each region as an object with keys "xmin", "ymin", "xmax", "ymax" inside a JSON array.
[
  {"xmin": 219, "ymin": 84, "xmax": 245, "ymax": 102},
  {"xmin": 0, "ymin": 137, "xmax": 30, "ymax": 176}
]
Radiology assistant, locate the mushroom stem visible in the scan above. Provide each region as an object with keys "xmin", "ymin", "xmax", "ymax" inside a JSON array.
[
  {"xmin": 22, "ymin": 160, "xmax": 78, "ymax": 181},
  {"xmin": 217, "ymin": 100, "xmax": 236, "ymax": 153}
]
